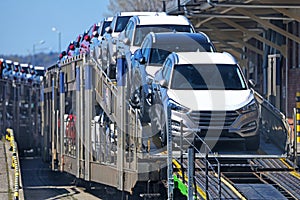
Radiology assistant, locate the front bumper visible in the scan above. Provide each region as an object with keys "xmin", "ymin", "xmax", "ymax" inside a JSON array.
[{"xmin": 170, "ymin": 108, "xmax": 259, "ymax": 142}]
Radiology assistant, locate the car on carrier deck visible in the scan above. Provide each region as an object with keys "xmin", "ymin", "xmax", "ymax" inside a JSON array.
[
  {"xmin": 150, "ymin": 52, "xmax": 260, "ymax": 151},
  {"xmin": 117, "ymin": 15, "xmax": 195, "ymax": 56},
  {"xmin": 116, "ymin": 15, "xmax": 196, "ymax": 88},
  {"xmin": 130, "ymin": 32, "xmax": 216, "ymax": 122},
  {"xmin": 100, "ymin": 11, "xmax": 166, "ymax": 78},
  {"xmin": 2, "ymin": 60, "xmax": 13, "ymax": 80},
  {"xmin": 34, "ymin": 65, "xmax": 46, "ymax": 84},
  {"xmin": 90, "ymin": 17, "xmax": 113, "ymax": 64}
]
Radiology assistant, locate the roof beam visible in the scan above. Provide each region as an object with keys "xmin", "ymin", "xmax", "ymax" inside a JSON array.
[
  {"xmin": 214, "ymin": 40, "xmax": 245, "ymax": 55},
  {"xmin": 205, "ymin": 24, "xmax": 264, "ymax": 56},
  {"xmin": 274, "ymin": 8, "xmax": 300, "ymax": 23},
  {"xmin": 212, "ymin": 3, "xmax": 300, "ymax": 9},
  {"xmin": 234, "ymin": 8, "xmax": 300, "ymax": 44},
  {"xmin": 190, "ymin": 13, "xmax": 292, "ymax": 21},
  {"xmin": 218, "ymin": 18, "xmax": 286, "ymax": 57},
  {"xmin": 195, "ymin": 0, "xmax": 255, "ymax": 27}
]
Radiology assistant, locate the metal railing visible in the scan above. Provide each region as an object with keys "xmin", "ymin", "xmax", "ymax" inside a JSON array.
[{"xmin": 254, "ymin": 91, "xmax": 291, "ymax": 153}]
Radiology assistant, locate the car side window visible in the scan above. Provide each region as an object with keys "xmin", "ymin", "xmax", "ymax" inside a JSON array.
[
  {"xmin": 124, "ymin": 21, "xmax": 134, "ymax": 40},
  {"xmin": 141, "ymin": 38, "xmax": 151, "ymax": 62}
]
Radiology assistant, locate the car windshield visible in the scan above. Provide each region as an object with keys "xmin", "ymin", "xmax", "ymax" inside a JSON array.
[
  {"xmin": 149, "ymin": 43, "xmax": 215, "ymax": 66},
  {"xmin": 171, "ymin": 64, "xmax": 247, "ymax": 90},
  {"xmin": 115, "ymin": 16, "xmax": 131, "ymax": 32},
  {"xmin": 101, "ymin": 21, "xmax": 112, "ymax": 36},
  {"xmin": 35, "ymin": 70, "xmax": 45, "ymax": 76},
  {"xmin": 7, "ymin": 63, "xmax": 13, "ymax": 70},
  {"xmin": 133, "ymin": 25, "xmax": 193, "ymax": 46}
]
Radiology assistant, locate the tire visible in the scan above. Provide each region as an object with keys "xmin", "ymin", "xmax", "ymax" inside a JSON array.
[
  {"xmin": 139, "ymin": 87, "xmax": 150, "ymax": 123},
  {"xmin": 245, "ymin": 134, "xmax": 260, "ymax": 151},
  {"xmin": 129, "ymin": 89, "xmax": 139, "ymax": 108},
  {"xmin": 159, "ymin": 122, "xmax": 167, "ymax": 147},
  {"xmin": 108, "ymin": 64, "xmax": 116, "ymax": 80},
  {"xmin": 150, "ymin": 105, "xmax": 167, "ymax": 147},
  {"xmin": 100, "ymin": 51, "xmax": 107, "ymax": 69}
]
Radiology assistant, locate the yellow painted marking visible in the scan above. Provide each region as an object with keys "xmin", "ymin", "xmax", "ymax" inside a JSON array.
[
  {"xmin": 213, "ymin": 172, "xmax": 247, "ymax": 200},
  {"xmin": 280, "ymin": 158, "xmax": 300, "ymax": 181},
  {"xmin": 173, "ymin": 159, "xmax": 207, "ymax": 199},
  {"xmin": 279, "ymin": 158, "xmax": 294, "ymax": 170},
  {"xmin": 147, "ymin": 139, "xmax": 151, "ymax": 152}
]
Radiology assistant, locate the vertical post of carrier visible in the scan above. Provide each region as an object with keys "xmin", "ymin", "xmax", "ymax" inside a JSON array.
[
  {"xmin": 59, "ymin": 71, "xmax": 65, "ymax": 172},
  {"xmin": 187, "ymin": 147, "xmax": 194, "ymax": 200},
  {"xmin": 295, "ymin": 92, "xmax": 300, "ymax": 156},
  {"xmin": 51, "ymin": 74, "xmax": 57, "ymax": 170},
  {"xmin": 116, "ymin": 56, "xmax": 126, "ymax": 191},
  {"xmin": 84, "ymin": 64, "xmax": 93, "ymax": 182},
  {"xmin": 167, "ymin": 104, "xmax": 173, "ymax": 200},
  {"xmin": 76, "ymin": 66, "xmax": 81, "ymax": 178}
]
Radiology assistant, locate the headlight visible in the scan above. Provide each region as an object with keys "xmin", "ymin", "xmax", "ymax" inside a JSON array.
[
  {"xmin": 238, "ymin": 99, "xmax": 258, "ymax": 114},
  {"xmin": 168, "ymin": 99, "xmax": 189, "ymax": 113}
]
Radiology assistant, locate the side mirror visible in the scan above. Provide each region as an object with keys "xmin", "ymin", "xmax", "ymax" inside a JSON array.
[
  {"xmin": 105, "ymin": 26, "xmax": 112, "ymax": 34},
  {"xmin": 139, "ymin": 57, "xmax": 146, "ymax": 64},
  {"xmin": 133, "ymin": 49, "xmax": 144, "ymax": 62},
  {"xmin": 159, "ymin": 79, "xmax": 168, "ymax": 88},
  {"xmin": 248, "ymin": 79, "xmax": 256, "ymax": 88},
  {"xmin": 123, "ymin": 37, "xmax": 130, "ymax": 45}
]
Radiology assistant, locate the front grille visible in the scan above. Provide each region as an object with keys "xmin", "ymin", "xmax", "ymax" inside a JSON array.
[{"xmin": 189, "ymin": 110, "xmax": 239, "ymax": 128}]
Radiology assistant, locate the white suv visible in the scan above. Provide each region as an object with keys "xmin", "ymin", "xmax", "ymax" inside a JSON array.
[
  {"xmin": 100, "ymin": 11, "xmax": 166, "ymax": 78},
  {"xmin": 117, "ymin": 15, "xmax": 195, "ymax": 56},
  {"xmin": 151, "ymin": 52, "xmax": 260, "ymax": 151}
]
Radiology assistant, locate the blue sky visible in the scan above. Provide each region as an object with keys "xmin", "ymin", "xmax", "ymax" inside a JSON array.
[{"xmin": 0, "ymin": 0, "xmax": 110, "ymax": 56}]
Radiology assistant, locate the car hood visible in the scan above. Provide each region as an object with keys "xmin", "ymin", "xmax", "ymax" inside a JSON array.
[{"xmin": 167, "ymin": 89, "xmax": 254, "ymax": 111}]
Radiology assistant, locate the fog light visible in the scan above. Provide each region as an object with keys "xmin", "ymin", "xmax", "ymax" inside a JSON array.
[
  {"xmin": 242, "ymin": 121, "xmax": 257, "ymax": 134},
  {"xmin": 245, "ymin": 121, "xmax": 256, "ymax": 128}
]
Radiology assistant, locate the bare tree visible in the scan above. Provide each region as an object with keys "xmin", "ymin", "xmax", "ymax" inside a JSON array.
[{"xmin": 106, "ymin": 0, "xmax": 164, "ymax": 15}]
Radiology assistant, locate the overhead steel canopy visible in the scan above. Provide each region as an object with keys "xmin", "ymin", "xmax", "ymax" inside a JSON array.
[{"xmin": 165, "ymin": 0, "xmax": 300, "ymax": 59}]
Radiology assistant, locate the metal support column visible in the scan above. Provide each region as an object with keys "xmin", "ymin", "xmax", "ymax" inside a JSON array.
[
  {"xmin": 3, "ymin": 81, "xmax": 7, "ymax": 134},
  {"xmin": 167, "ymin": 105, "xmax": 173, "ymax": 200},
  {"xmin": 205, "ymin": 148, "xmax": 209, "ymax": 199},
  {"xmin": 51, "ymin": 75, "xmax": 57, "ymax": 170},
  {"xmin": 84, "ymin": 64, "xmax": 93, "ymax": 181},
  {"xmin": 16, "ymin": 84, "xmax": 20, "ymax": 145},
  {"xmin": 79, "ymin": 61, "xmax": 85, "ymax": 179},
  {"xmin": 187, "ymin": 147, "xmax": 194, "ymax": 200},
  {"xmin": 76, "ymin": 66, "xmax": 81, "ymax": 178},
  {"xmin": 35, "ymin": 85, "xmax": 40, "ymax": 148},
  {"xmin": 116, "ymin": 57, "xmax": 126, "ymax": 191},
  {"xmin": 180, "ymin": 120, "xmax": 184, "ymax": 184},
  {"xmin": 12, "ymin": 82, "xmax": 17, "ymax": 141},
  {"xmin": 59, "ymin": 72, "xmax": 65, "ymax": 172},
  {"xmin": 267, "ymin": 54, "xmax": 280, "ymax": 107},
  {"xmin": 40, "ymin": 83, "xmax": 45, "ymax": 157}
]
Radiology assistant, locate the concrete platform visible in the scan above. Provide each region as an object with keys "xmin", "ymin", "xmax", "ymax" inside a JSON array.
[
  {"xmin": 0, "ymin": 140, "xmax": 12, "ymax": 200},
  {"xmin": 0, "ymin": 139, "xmax": 24, "ymax": 200}
]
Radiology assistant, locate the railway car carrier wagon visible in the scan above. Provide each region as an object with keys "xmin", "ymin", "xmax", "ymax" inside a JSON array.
[
  {"xmin": 42, "ymin": 54, "xmax": 168, "ymax": 196},
  {"xmin": 42, "ymin": 53, "xmax": 297, "ymax": 199}
]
